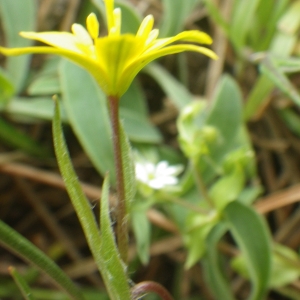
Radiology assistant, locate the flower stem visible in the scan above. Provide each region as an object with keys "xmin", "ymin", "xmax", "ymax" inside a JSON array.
[
  {"xmin": 107, "ymin": 95, "xmax": 128, "ymax": 264},
  {"xmin": 131, "ymin": 281, "xmax": 174, "ymax": 300},
  {"xmin": 191, "ymin": 158, "xmax": 214, "ymax": 208}
]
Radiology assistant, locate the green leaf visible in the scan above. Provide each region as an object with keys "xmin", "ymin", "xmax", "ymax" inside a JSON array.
[
  {"xmin": 224, "ymin": 202, "xmax": 271, "ymax": 300},
  {"xmin": 60, "ymin": 60, "xmax": 160, "ymax": 183},
  {"xmin": 5, "ymin": 97, "xmax": 68, "ymax": 123},
  {"xmin": 202, "ymin": 0, "xmax": 229, "ymax": 36},
  {"xmin": 120, "ymin": 81, "xmax": 161, "ymax": 143},
  {"xmin": 229, "ymin": 0, "xmax": 260, "ymax": 51},
  {"xmin": 0, "ymin": 116, "xmax": 48, "ymax": 157},
  {"xmin": 244, "ymin": 0, "xmax": 300, "ymax": 120},
  {"xmin": 91, "ymin": 0, "xmax": 141, "ymax": 34},
  {"xmin": 115, "ymin": 0, "xmax": 141, "ymax": 34},
  {"xmin": 145, "ymin": 63, "xmax": 193, "ymax": 109},
  {"xmin": 243, "ymin": 75, "xmax": 274, "ymax": 121},
  {"xmin": 184, "ymin": 211, "xmax": 219, "ymax": 268},
  {"xmin": 0, "ymin": 68, "xmax": 15, "ymax": 103},
  {"xmin": 53, "ymin": 101, "xmax": 130, "ymax": 300},
  {"xmin": 160, "ymin": 0, "xmax": 198, "ymax": 36},
  {"xmin": 232, "ymin": 243, "xmax": 300, "ymax": 289},
  {"xmin": 59, "ymin": 60, "xmax": 115, "ymax": 181},
  {"xmin": 205, "ymin": 75, "xmax": 243, "ymax": 163},
  {"xmin": 278, "ymin": 107, "xmax": 300, "ymax": 137},
  {"xmin": 202, "ymin": 224, "xmax": 235, "ymax": 300},
  {"xmin": 0, "ymin": 0, "xmax": 36, "ymax": 93},
  {"xmin": 99, "ymin": 176, "xmax": 131, "ymax": 300},
  {"xmin": 0, "ymin": 220, "xmax": 84, "ymax": 300},
  {"xmin": 271, "ymin": 244, "xmax": 300, "ymax": 288},
  {"xmin": 259, "ymin": 56, "xmax": 300, "ymax": 106},
  {"xmin": 209, "ymin": 165, "xmax": 245, "ymax": 211},
  {"xmin": 9, "ymin": 267, "xmax": 36, "ymax": 300},
  {"xmin": 28, "ymin": 75, "xmax": 60, "ymax": 96},
  {"xmin": 131, "ymin": 203, "xmax": 151, "ymax": 264}
]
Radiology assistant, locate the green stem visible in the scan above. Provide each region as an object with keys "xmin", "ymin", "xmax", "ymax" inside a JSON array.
[
  {"xmin": 107, "ymin": 95, "xmax": 128, "ymax": 264},
  {"xmin": 191, "ymin": 158, "xmax": 214, "ymax": 208}
]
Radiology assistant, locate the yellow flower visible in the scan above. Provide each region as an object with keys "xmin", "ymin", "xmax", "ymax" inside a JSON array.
[{"xmin": 0, "ymin": 0, "xmax": 217, "ymax": 97}]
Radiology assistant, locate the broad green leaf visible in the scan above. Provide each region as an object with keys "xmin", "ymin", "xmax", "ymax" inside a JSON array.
[
  {"xmin": 27, "ymin": 56, "xmax": 61, "ymax": 96},
  {"xmin": 99, "ymin": 176, "xmax": 131, "ymax": 300},
  {"xmin": 160, "ymin": 0, "xmax": 198, "ymax": 37},
  {"xmin": 5, "ymin": 97, "xmax": 68, "ymax": 122},
  {"xmin": 60, "ymin": 60, "xmax": 160, "ymax": 183},
  {"xmin": 0, "ymin": 220, "xmax": 84, "ymax": 300},
  {"xmin": 120, "ymin": 80, "xmax": 161, "ymax": 143},
  {"xmin": 9, "ymin": 267, "xmax": 36, "ymax": 300},
  {"xmin": 202, "ymin": 224, "xmax": 235, "ymax": 300},
  {"xmin": 53, "ymin": 101, "xmax": 130, "ymax": 300},
  {"xmin": 120, "ymin": 107, "xmax": 161, "ymax": 143},
  {"xmin": 59, "ymin": 60, "xmax": 115, "ymax": 181},
  {"xmin": 145, "ymin": 63, "xmax": 193, "ymax": 109},
  {"xmin": 224, "ymin": 202, "xmax": 271, "ymax": 300},
  {"xmin": 0, "ymin": 0, "xmax": 36, "ymax": 93},
  {"xmin": 27, "ymin": 75, "xmax": 60, "ymax": 96},
  {"xmin": 206, "ymin": 75, "xmax": 243, "ymax": 159}
]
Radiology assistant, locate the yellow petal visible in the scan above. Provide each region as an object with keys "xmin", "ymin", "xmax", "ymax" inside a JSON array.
[
  {"xmin": 0, "ymin": 45, "xmax": 109, "ymax": 94},
  {"xmin": 71, "ymin": 23, "xmax": 93, "ymax": 45},
  {"xmin": 103, "ymin": 0, "xmax": 114, "ymax": 31},
  {"xmin": 118, "ymin": 44, "xmax": 217, "ymax": 96},
  {"xmin": 136, "ymin": 15, "xmax": 154, "ymax": 39},
  {"xmin": 145, "ymin": 30, "xmax": 213, "ymax": 53},
  {"xmin": 112, "ymin": 8, "xmax": 121, "ymax": 36},
  {"xmin": 145, "ymin": 29, "xmax": 159, "ymax": 46},
  {"xmin": 86, "ymin": 13, "xmax": 99, "ymax": 39},
  {"xmin": 20, "ymin": 31, "xmax": 81, "ymax": 53}
]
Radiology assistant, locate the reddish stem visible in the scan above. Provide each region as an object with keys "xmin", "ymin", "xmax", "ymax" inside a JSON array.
[
  {"xmin": 131, "ymin": 281, "xmax": 174, "ymax": 300},
  {"xmin": 107, "ymin": 95, "xmax": 128, "ymax": 264}
]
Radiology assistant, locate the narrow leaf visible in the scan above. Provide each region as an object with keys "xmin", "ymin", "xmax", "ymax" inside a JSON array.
[
  {"xmin": 145, "ymin": 63, "xmax": 193, "ymax": 109},
  {"xmin": 224, "ymin": 202, "xmax": 271, "ymax": 300},
  {"xmin": 202, "ymin": 224, "xmax": 235, "ymax": 300},
  {"xmin": 53, "ymin": 101, "xmax": 130, "ymax": 300},
  {"xmin": 9, "ymin": 267, "xmax": 36, "ymax": 300},
  {"xmin": 99, "ymin": 176, "xmax": 131, "ymax": 300},
  {"xmin": 0, "ymin": 220, "xmax": 84, "ymax": 300},
  {"xmin": 160, "ymin": 0, "xmax": 198, "ymax": 36}
]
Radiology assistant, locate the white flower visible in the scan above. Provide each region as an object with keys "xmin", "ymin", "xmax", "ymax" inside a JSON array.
[{"xmin": 135, "ymin": 161, "xmax": 183, "ymax": 190}]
